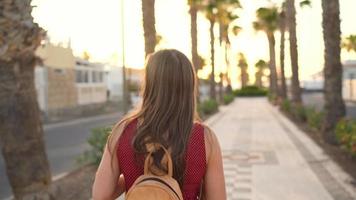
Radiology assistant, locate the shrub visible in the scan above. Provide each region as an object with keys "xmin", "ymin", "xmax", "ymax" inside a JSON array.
[
  {"xmin": 198, "ymin": 99, "xmax": 219, "ymax": 116},
  {"xmin": 335, "ymin": 119, "xmax": 356, "ymax": 157},
  {"xmin": 233, "ymin": 86, "xmax": 268, "ymax": 97},
  {"xmin": 281, "ymin": 99, "xmax": 291, "ymax": 113},
  {"xmin": 280, "ymin": 99, "xmax": 307, "ymax": 122},
  {"xmin": 305, "ymin": 107, "xmax": 324, "ymax": 131},
  {"xmin": 291, "ymin": 104, "xmax": 307, "ymax": 122},
  {"xmin": 223, "ymin": 94, "xmax": 234, "ymax": 105},
  {"xmin": 78, "ymin": 127, "xmax": 112, "ymax": 166}
]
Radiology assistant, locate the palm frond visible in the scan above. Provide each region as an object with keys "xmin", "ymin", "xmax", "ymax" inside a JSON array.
[
  {"xmin": 255, "ymin": 59, "xmax": 267, "ymax": 69},
  {"xmin": 232, "ymin": 25, "xmax": 242, "ymax": 36},
  {"xmin": 300, "ymin": 0, "xmax": 311, "ymax": 8}
]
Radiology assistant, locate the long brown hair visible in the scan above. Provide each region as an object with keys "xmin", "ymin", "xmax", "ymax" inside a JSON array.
[{"xmin": 108, "ymin": 49, "xmax": 200, "ymax": 186}]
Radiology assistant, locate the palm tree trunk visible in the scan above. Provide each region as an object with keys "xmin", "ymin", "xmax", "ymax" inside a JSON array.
[
  {"xmin": 0, "ymin": 59, "xmax": 51, "ymax": 199},
  {"xmin": 241, "ymin": 67, "xmax": 248, "ymax": 88},
  {"xmin": 321, "ymin": 0, "xmax": 346, "ymax": 144},
  {"xmin": 209, "ymin": 18, "xmax": 216, "ymax": 100},
  {"xmin": 189, "ymin": 5, "xmax": 201, "ymax": 102},
  {"xmin": 286, "ymin": 0, "xmax": 302, "ymax": 104},
  {"xmin": 267, "ymin": 32, "xmax": 278, "ymax": 96},
  {"xmin": 142, "ymin": 0, "xmax": 156, "ymax": 57},
  {"xmin": 255, "ymin": 71, "xmax": 262, "ymax": 88},
  {"xmin": 190, "ymin": 5, "xmax": 199, "ymax": 72},
  {"xmin": 225, "ymin": 43, "xmax": 233, "ymax": 94},
  {"xmin": 219, "ymin": 73, "xmax": 224, "ymax": 102},
  {"xmin": 279, "ymin": 10, "xmax": 287, "ymax": 99}
]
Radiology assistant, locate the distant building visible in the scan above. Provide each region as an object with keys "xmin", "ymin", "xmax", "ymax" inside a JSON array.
[
  {"xmin": 343, "ymin": 60, "xmax": 356, "ymax": 102},
  {"xmin": 301, "ymin": 71, "xmax": 324, "ymax": 92},
  {"xmin": 301, "ymin": 60, "xmax": 356, "ymax": 102},
  {"xmin": 105, "ymin": 67, "xmax": 144, "ymax": 103},
  {"xmin": 75, "ymin": 58, "xmax": 107, "ymax": 105},
  {"xmin": 34, "ymin": 42, "xmax": 109, "ymax": 120},
  {"xmin": 35, "ymin": 42, "xmax": 78, "ymax": 116}
]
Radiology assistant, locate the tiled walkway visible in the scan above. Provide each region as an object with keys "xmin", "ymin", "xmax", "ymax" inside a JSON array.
[{"xmin": 205, "ymin": 98, "xmax": 356, "ymax": 200}]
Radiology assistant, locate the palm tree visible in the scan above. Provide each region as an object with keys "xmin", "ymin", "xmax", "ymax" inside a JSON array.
[
  {"xmin": 203, "ymin": 0, "xmax": 241, "ymax": 100},
  {"xmin": 217, "ymin": 0, "xmax": 241, "ymax": 88},
  {"xmin": 188, "ymin": 0, "xmax": 204, "ymax": 103},
  {"xmin": 203, "ymin": 1, "xmax": 218, "ymax": 100},
  {"xmin": 342, "ymin": 34, "xmax": 356, "ymax": 53},
  {"xmin": 225, "ymin": 25, "xmax": 242, "ymax": 93},
  {"xmin": 253, "ymin": 7, "xmax": 279, "ymax": 97},
  {"xmin": 0, "ymin": 0, "xmax": 51, "ymax": 198},
  {"xmin": 142, "ymin": 0, "xmax": 156, "ymax": 57},
  {"xmin": 285, "ymin": 0, "xmax": 311, "ymax": 104},
  {"xmin": 238, "ymin": 53, "xmax": 249, "ymax": 87},
  {"xmin": 279, "ymin": 3, "xmax": 287, "ymax": 99},
  {"xmin": 188, "ymin": 0, "xmax": 203, "ymax": 73},
  {"xmin": 321, "ymin": 0, "xmax": 346, "ymax": 144},
  {"xmin": 255, "ymin": 59, "xmax": 268, "ymax": 88}
]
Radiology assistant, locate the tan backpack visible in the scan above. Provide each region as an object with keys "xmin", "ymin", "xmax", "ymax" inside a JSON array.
[{"xmin": 125, "ymin": 144, "xmax": 184, "ymax": 200}]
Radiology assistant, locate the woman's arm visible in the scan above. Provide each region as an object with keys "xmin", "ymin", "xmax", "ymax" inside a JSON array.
[
  {"xmin": 92, "ymin": 123, "xmax": 126, "ymax": 200},
  {"xmin": 202, "ymin": 126, "xmax": 227, "ymax": 200}
]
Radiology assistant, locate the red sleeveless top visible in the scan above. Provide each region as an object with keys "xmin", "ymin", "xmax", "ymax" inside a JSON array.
[{"xmin": 117, "ymin": 119, "xmax": 206, "ymax": 200}]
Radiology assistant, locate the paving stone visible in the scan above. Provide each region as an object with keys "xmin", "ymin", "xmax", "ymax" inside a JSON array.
[{"xmin": 204, "ymin": 98, "xmax": 356, "ymax": 200}]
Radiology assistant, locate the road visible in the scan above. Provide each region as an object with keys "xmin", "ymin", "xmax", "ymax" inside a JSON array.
[
  {"xmin": 0, "ymin": 112, "xmax": 122, "ymax": 199},
  {"xmin": 303, "ymin": 92, "xmax": 356, "ymax": 119}
]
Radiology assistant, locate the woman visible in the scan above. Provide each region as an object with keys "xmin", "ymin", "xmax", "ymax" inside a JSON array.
[{"xmin": 92, "ymin": 49, "xmax": 226, "ymax": 200}]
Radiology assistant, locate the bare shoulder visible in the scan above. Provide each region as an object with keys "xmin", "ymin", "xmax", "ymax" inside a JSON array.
[
  {"xmin": 199, "ymin": 123, "xmax": 220, "ymax": 163},
  {"xmin": 200, "ymin": 123, "xmax": 218, "ymax": 144},
  {"xmin": 107, "ymin": 119, "xmax": 130, "ymax": 152}
]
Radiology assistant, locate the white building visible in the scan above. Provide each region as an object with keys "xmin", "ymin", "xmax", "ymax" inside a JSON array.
[
  {"xmin": 343, "ymin": 60, "xmax": 356, "ymax": 102},
  {"xmin": 105, "ymin": 66, "xmax": 124, "ymax": 101},
  {"xmin": 75, "ymin": 58, "xmax": 107, "ymax": 105},
  {"xmin": 105, "ymin": 66, "xmax": 145, "ymax": 100},
  {"xmin": 301, "ymin": 71, "xmax": 324, "ymax": 91}
]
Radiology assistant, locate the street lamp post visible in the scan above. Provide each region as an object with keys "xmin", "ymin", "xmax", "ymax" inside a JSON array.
[{"xmin": 121, "ymin": 0, "xmax": 128, "ymax": 114}]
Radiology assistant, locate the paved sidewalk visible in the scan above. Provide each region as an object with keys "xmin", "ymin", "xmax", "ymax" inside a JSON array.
[{"xmin": 205, "ymin": 98, "xmax": 356, "ymax": 200}]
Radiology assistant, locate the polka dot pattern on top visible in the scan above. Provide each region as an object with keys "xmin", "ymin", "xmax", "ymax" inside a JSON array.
[{"xmin": 117, "ymin": 119, "xmax": 206, "ymax": 200}]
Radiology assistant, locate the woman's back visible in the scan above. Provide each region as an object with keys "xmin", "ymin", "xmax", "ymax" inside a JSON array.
[
  {"xmin": 117, "ymin": 118, "xmax": 206, "ymax": 200},
  {"xmin": 92, "ymin": 49, "xmax": 226, "ymax": 200}
]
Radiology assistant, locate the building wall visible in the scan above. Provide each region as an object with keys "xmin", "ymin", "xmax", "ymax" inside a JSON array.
[
  {"xmin": 343, "ymin": 61, "xmax": 356, "ymax": 101},
  {"xmin": 47, "ymin": 68, "xmax": 78, "ymax": 110},
  {"xmin": 77, "ymin": 84, "xmax": 107, "ymax": 105},
  {"xmin": 36, "ymin": 43, "xmax": 76, "ymax": 69},
  {"xmin": 75, "ymin": 60, "xmax": 107, "ymax": 105},
  {"xmin": 343, "ymin": 79, "xmax": 356, "ymax": 101},
  {"xmin": 34, "ymin": 67, "xmax": 48, "ymax": 112},
  {"xmin": 106, "ymin": 67, "xmax": 123, "ymax": 101}
]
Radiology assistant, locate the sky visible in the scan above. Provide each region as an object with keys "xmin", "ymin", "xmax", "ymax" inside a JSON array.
[{"xmin": 31, "ymin": 0, "xmax": 356, "ymax": 86}]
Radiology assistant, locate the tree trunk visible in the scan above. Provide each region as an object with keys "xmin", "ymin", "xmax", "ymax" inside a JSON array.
[
  {"xmin": 209, "ymin": 19, "xmax": 216, "ymax": 100},
  {"xmin": 240, "ymin": 66, "xmax": 248, "ymax": 88},
  {"xmin": 321, "ymin": 0, "xmax": 346, "ymax": 144},
  {"xmin": 219, "ymin": 73, "xmax": 224, "ymax": 103},
  {"xmin": 0, "ymin": 58, "xmax": 52, "ymax": 199},
  {"xmin": 142, "ymin": 0, "xmax": 156, "ymax": 57},
  {"xmin": 225, "ymin": 43, "xmax": 233, "ymax": 94},
  {"xmin": 267, "ymin": 32, "xmax": 278, "ymax": 96},
  {"xmin": 279, "ymin": 9, "xmax": 287, "ymax": 99},
  {"xmin": 189, "ymin": 5, "xmax": 201, "ymax": 102},
  {"xmin": 286, "ymin": 0, "xmax": 302, "ymax": 104},
  {"xmin": 190, "ymin": 5, "xmax": 199, "ymax": 73},
  {"xmin": 255, "ymin": 71, "xmax": 263, "ymax": 88}
]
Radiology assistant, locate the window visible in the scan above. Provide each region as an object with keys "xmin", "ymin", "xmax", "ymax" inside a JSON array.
[
  {"xmin": 84, "ymin": 71, "xmax": 89, "ymax": 83},
  {"xmin": 54, "ymin": 68, "xmax": 65, "ymax": 75},
  {"xmin": 92, "ymin": 71, "xmax": 97, "ymax": 83},
  {"xmin": 76, "ymin": 70, "xmax": 82, "ymax": 83},
  {"xmin": 99, "ymin": 72, "xmax": 104, "ymax": 82}
]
